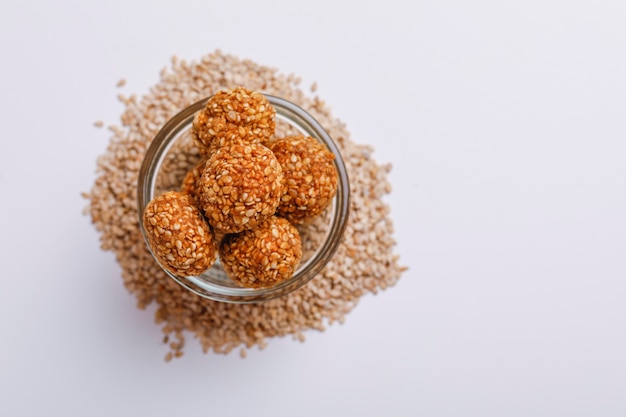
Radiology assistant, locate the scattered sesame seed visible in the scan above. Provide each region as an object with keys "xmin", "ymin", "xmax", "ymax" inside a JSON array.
[{"xmin": 85, "ymin": 50, "xmax": 405, "ymax": 360}]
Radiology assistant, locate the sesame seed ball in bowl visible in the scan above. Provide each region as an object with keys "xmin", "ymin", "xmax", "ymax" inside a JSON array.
[
  {"xmin": 220, "ymin": 216, "xmax": 303, "ymax": 289},
  {"xmin": 180, "ymin": 157, "xmax": 207, "ymax": 203},
  {"xmin": 192, "ymin": 87, "xmax": 276, "ymax": 157},
  {"xmin": 138, "ymin": 93, "xmax": 350, "ymax": 303},
  {"xmin": 142, "ymin": 191, "xmax": 218, "ymax": 277},
  {"xmin": 268, "ymin": 135, "xmax": 339, "ymax": 224},
  {"xmin": 197, "ymin": 142, "xmax": 284, "ymax": 234}
]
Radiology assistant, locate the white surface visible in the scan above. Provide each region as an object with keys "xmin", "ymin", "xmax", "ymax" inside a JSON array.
[{"xmin": 1, "ymin": 1, "xmax": 625, "ymax": 416}]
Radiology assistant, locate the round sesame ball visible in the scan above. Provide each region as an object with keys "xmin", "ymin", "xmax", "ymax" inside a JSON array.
[
  {"xmin": 220, "ymin": 216, "xmax": 303, "ymax": 289},
  {"xmin": 191, "ymin": 110, "xmax": 214, "ymax": 158},
  {"xmin": 180, "ymin": 157, "xmax": 207, "ymax": 203},
  {"xmin": 192, "ymin": 87, "xmax": 275, "ymax": 157},
  {"xmin": 142, "ymin": 191, "xmax": 218, "ymax": 277},
  {"xmin": 268, "ymin": 135, "xmax": 339, "ymax": 224},
  {"xmin": 197, "ymin": 143, "xmax": 284, "ymax": 234}
]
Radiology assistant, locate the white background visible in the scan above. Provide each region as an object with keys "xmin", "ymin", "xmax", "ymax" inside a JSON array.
[{"xmin": 1, "ymin": 1, "xmax": 625, "ymax": 416}]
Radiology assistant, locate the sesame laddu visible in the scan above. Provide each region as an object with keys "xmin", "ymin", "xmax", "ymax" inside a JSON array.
[
  {"xmin": 197, "ymin": 143, "xmax": 283, "ymax": 234},
  {"xmin": 142, "ymin": 191, "xmax": 218, "ymax": 276}
]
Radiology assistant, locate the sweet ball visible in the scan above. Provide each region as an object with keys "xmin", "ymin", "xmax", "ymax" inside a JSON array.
[
  {"xmin": 142, "ymin": 191, "xmax": 218, "ymax": 276},
  {"xmin": 220, "ymin": 216, "xmax": 303, "ymax": 289},
  {"xmin": 197, "ymin": 143, "xmax": 284, "ymax": 234},
  {"xmin": 268, "ymin": 135, "xmax": 338, "ymax": 224}
]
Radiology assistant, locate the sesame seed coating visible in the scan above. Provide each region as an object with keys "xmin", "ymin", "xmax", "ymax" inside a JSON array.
[
  {"xmin": 142, "ymin": 191, "xmax": 218, "ymax": 276},
  {"xmin": 180, "ymin": 158, "xmax": 207, "ymax": 203},
  {"xmin": 220, "ymin": 216, "xmax": 302, "ymax": 288},
  {"xmin": 192, "ymin": 87, "xmax": 275, "ymax": 157},
  {"xmin": 191, "ymin": 110, "xmax": 214, "ymax": 158},
  {"xmin": 269, "ymin": 135, "xmax": 339, "ymax": 224},
  {"xmin": 197, "ymin": 143, "xmax": 284, "ymax": 234}
]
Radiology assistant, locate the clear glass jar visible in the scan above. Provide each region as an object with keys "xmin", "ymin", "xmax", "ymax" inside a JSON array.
[{"xmin": 137, "ymin": 95, "xmax": 350, "ymax": 303}]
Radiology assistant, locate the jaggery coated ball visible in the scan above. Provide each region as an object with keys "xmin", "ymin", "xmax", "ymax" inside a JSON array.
[
  {"xmin": 142, "ymin": 191, "xmax": 218, "ymax": 277},
  {"xmin": 180, "ymin": 157, "xmax": 207, "ymax": 203},
  {"xmin": 268, "ymin": 135, "xmax": 339, "ymax": 224},
  {"xmin": 220, "ymin": 216, "xmax": 303, "ymax": 289},
  {"xmin": 192, "ymin": 87, "xmax": 276, "ymax": 157},
  {"xmin": 197, "ymin": 143, "xmax": 284, "ymax": 234}
]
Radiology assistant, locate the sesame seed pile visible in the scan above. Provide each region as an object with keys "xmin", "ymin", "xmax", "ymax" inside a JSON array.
[{"xmin": 87, "ymin": 50, "xmax": 406, "ymax": 360}]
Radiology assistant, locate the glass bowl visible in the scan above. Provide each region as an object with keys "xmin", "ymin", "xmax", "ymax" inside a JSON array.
[{"xmin": 137, "ymin": 94, "xmax": 350, "ymax": 303}]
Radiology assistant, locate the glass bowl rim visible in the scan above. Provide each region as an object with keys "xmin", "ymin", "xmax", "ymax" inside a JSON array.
[{"xmin": 137, "ymin": 94, "xmax": 350, "ymax": 303}]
